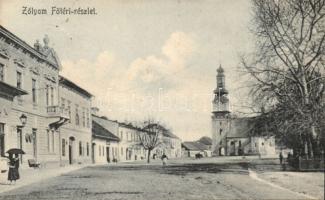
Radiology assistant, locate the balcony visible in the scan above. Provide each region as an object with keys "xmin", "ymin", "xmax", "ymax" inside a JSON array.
[
  {"xmin": 47, "ymin": 106, "xmax": 70, "ymax": 119},
  {"xmin": 47, "ymin": 106, "xmax": 70, "ymax": 129}
]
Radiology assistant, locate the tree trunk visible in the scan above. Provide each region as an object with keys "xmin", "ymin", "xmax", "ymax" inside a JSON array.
[{"xmin": 147, "ymin": 149, "xmax": 151, "ymax": 163}]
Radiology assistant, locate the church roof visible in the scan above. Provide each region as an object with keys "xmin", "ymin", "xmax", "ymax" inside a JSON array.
[{"xmin": 226, "ymin": 117, "xmax": 255, "ymax": 138}]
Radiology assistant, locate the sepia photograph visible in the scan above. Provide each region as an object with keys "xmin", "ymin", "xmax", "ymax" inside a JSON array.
[{"xmin": 0, "ymin": 0, "xmax": 324, "ymax": 199}]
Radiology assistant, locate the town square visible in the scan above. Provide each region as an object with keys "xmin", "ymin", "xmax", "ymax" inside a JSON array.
[{"xmin": 0, "ymin": 0, "xmax": 324, "ymax": 199}]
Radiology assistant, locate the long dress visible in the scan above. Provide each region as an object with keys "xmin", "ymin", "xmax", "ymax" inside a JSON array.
[{"xmin": 8, "ymin": 158, "xmax": 19, "ymax": 181}]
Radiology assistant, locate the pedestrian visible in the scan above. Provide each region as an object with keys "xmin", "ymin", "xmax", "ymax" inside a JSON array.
[
  {"xmin": 161, "ymin": 153, "xmax": 168, "ymax": 166},
  {"xmin": 7, "ymin": 154, "xmax": 19, "ymax": 184},
  {"xmin": 279, "ymin": 152, "xmax": 283, "ymax": 165}
]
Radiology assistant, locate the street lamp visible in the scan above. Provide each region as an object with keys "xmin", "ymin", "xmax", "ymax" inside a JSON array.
[{"xmin": 19, "ymin": 114, "xmax": 27, "ymax": 127}]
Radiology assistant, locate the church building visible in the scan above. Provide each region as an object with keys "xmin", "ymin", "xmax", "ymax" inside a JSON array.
[{"xmin": 211, "ymin": 65, "xmax": 276, "ymax": 157}]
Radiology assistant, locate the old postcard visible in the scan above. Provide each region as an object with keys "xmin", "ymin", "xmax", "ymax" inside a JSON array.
[{"xmin": 0, "ymin": 0, "xmax": 324, "ymax": 199}]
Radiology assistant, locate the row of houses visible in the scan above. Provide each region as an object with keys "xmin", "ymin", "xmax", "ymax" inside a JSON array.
[{"xmin": 0, "ymin": 25, "xmax": 181, "ymax": 168}]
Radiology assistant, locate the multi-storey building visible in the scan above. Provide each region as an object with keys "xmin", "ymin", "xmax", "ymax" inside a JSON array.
[
  {"xmin": 118, "ymin": 122, "xmax": 146, "ymax": 161},
  {"xmin": 0, "ymin": 25, "xmax": 93, "ymax": 168},
  {"xmin": 152, "ymin": 125, "xmax": 182, "ymax": 159},
  {"xmin": 58, "ymin": 76, "xmax": 93, "ymax": 165}
]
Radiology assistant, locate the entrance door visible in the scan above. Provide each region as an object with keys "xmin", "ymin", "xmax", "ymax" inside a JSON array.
[
  {"xmin": 69, "ymin": 137, "xmax": 75, "ymax": 164},
  {"xmin": 91, "ymin": 143, "xmax": 95, "ymax": 163},
  {"xmin": 0, "ymin": 123, "xmax": 4, "ymax": 157},
  {"xmin": 106, "ymin": 147, "xmax": 110, "ymax": 163}
]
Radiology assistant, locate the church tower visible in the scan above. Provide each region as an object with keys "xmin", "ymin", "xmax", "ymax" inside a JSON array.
[{"xmin": 211, "ymin": 65, "xmax": 230, "ymax": 155}]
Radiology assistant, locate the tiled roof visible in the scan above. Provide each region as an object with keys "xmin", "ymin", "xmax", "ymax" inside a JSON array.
[
  {"xmin": 182, "ymin": 142, "xmax": 210, "ymax": 151},
  {"xmin": 59, "ymin": 76, "xmax": 93, "ymax": 98},
  {"xmin": 92, "ymin": 115, "xmax": 119, "ymax": 136},
  {"xmin": 92, "ymin": 121, "xmax": 120, "ymax": 141}
]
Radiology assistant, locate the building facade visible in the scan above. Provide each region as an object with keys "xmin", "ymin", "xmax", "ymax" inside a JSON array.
[
  {"xmin": 0, "ymin": 26, "xmax": 93, "ymax": 168},
  {"xmin": 92, "ymin": 118, "xmax": 119, "ymax": 164},
  {"xmin": 211, "ymin": 65, "xmax": 276, "ymax": 157},
  {"xmin": 58, "ymin": 76, "xmax": 93, "ymax": 166}
]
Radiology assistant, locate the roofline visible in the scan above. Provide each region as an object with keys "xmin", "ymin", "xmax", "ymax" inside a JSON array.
[
  {"xmin": 93, "ymin": 134, "xmax": 120, "ymax": 141},
  {"xmin": 0, "ymin": 25, "xmax": 58, "ymax": 69},
  {"xmin": 92, "ymin": 114, "xmax": 118, "ymax": 123},
  {"xmin": 59, "ymin": 75, "xmax": 93, "ymax": 98}
]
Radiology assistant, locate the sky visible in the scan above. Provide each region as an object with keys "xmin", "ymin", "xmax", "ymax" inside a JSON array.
[{"xmin": 0, "ymin": 0, "xmax": 255, "ymax": 141}]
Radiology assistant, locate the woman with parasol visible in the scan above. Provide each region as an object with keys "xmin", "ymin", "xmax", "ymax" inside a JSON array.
[{"xmin": 6, "ymin": 148, "xmax": 24, "ymax": 184}]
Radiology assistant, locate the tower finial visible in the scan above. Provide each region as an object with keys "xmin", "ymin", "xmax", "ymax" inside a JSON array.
[{"xmin": 217, "ymin": 64, "xmax": 224, "ymax": 74}]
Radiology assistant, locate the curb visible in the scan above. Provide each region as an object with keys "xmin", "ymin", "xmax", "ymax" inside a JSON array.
[{"xmin": 248, "ymin": 168, "xmax": 318, "ymax": 200}]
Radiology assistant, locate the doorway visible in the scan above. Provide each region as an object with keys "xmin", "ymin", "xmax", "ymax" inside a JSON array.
[
  {"xmin": 68, "ymin": 137, "xmax": 75, "ymax": 164},
  {"xmin": 106, "ymin": 147, "xmax": 110, "ymax": 163},
  {"xmin": 91, "ymin": 143, "xmax": 95, "ymax": 163}
]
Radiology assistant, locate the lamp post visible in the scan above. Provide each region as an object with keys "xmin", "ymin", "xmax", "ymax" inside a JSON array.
[
  {"xmin": 17, "ymin": 114, "xmax": 27, "ymax": 163},
  {"xmin": 19, "ymin": 114, "xmax": 27, "ymax": 127}
]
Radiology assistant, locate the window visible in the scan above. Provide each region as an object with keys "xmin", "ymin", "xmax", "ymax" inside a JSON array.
[
  {"xmin": 61, "ymin": 98, "xmax": 65, "ymax": 108},
  {"xmin": 102, "ymin": 146, "xmax": 105, "ymax": 157},
  {"xmin": 0, "ymin": 64, "xmax": 4, "ymax": 81},
  {"xmin": 120, "ymin": 131, "xmax": 123, "ymax": 140},
  {"xmin": 239, "ymin": 140, "xmax": 242, "ymax": 147},
  {"xmin": 82, "ymin": 108, "xmax": 85, "ymax": 127},
  {"xmin": 16, "ymin": 71, "xmax": 22, "ymax": 89},
  {"xmin": 79, "ymin": 141, "xmax": 82, "ymax": 156},
  {"xmin": 0, "ymin": 123, "xmax": 4, "ymax": 157},
  {"xmin": 32, "ymin": 79, "xmax": 37, "ymax": 104},
  {"xmin": 99, "ymin": 145, "xmax": 101, "ymax": 156},
  {"xmin": 46, "ymin": 85, "xmax": 49, "ymax": 106},
  {"xmin": 67, "ymin": 101, "xmax": 71, "ymax": 123},
  {"xmin": 121, "ymin": 147, "xmax": 123, "ymax": 156},
  {"xmin": 75, "ymin": 105, "xmax": 79, "ymax": 126},
  {"xmin": 219, "ymin": 141, "xmax": 222, "ymax": 145},
  {"xmin": 261, "ymin": 142, "xmax": 264, "ymax": 146},
  {"xmin": 86, "ymin": 142, "xmax": 89, "ymax": 156},
  {"xmin": 50, "ymin": 87, "xmax": 54, "ymax": 106},
  {"xmin": 219, "ymin": 128, "xmax": 223, "ymax": 135},
  {"xmin": 86, "ymin": 109, "xmax": 90, "ymax": 128},
  {"xmin": 62, "ymin": 139, "xmax": 66, "ymax": 156}
]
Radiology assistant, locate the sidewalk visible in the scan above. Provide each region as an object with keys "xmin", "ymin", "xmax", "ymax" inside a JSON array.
[
  {"xmin": 0, "ymin": 164, "xmax": 89, "ymax": 194},
  {"xmin": 255, "ymin": 171, "xmax": 324, "ymax": 200}
]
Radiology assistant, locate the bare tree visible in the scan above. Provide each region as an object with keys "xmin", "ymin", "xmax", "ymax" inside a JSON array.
[
  {"xmin": 138, "ymin": 119, "xmax": 165, "ymax": 163},
  {"xmin": 242, "ymin": 0, "xmax": 325, "ymax": 158}
]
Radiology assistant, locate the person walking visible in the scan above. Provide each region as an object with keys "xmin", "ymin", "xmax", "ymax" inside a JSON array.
[
  {"xmin": 279, "ymin": 152, "xmax": 283, "ymax": 165},
  {"xmin": 161, "ymin": 154, "xmax": 168, "ymax": 166},
  {"xmin": 7, "ymin": 154, "xmax": 19, "ymax": 184}
]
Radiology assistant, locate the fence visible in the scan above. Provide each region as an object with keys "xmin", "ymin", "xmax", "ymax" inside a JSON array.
[{"xmin": 287, "ymin": 156, "xmax": 325, "ymax": 171}]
